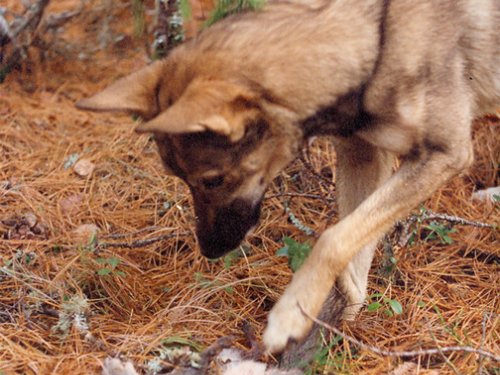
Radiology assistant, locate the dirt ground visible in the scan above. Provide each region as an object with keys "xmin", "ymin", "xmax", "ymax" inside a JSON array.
[{"xmin": 0, "ymin": 1, "xmax": 498, "ymax": 374}]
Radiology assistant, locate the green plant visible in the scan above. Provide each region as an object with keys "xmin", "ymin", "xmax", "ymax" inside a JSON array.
[
  {"xmin": 205, "ymin": 0, "xmax": 265, "ymax": 27},
  {"xmin": 95, "ymin": 256, "xmax": 125, "ymax": 277},
  {"xmin": 304, "ymin": 334, "xmax": 356, "ymax": 375},
  {"xmin": 423, "ymin": 221, "xmax": 457, "ymax": 244},
  {"xmin": 276, "ymin": 237, "xmax": 312, "ymax": 272},
  {"xmin": 132, "ymin": 0, "xmax": 145, "ymax": 37},
  {"xmin": 2, "ymin": 249, "xmax": 36, "ymax": 268},
  {"xmin": 223, "ymin": 248, "xmax": 242, "ymax": 270},
  {"xmin": 367, "ymin": 293, "xmax": 403, "ymax": 317},
  {"xmin": 433, "ymin": 305, "xmax": 464, "ymax": 343}
]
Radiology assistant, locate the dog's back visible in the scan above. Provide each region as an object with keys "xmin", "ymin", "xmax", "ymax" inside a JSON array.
[{"xmin": 461, "ymin": 0, "xmax": 500, "ymax": 115}]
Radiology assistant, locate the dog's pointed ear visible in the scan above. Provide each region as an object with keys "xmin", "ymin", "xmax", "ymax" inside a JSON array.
[
  {"xmin": 76, "ymin": 61, "xmax": 164, "ymax": 118},
  {"xmin": 135, "ymin": 79, "xmax": 253, "ymax": 142}
]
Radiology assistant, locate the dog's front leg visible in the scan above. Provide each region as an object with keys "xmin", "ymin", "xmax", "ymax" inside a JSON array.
[{"xmin": 263, "ymin": 125, "xmax": 473, "ymax": 353}]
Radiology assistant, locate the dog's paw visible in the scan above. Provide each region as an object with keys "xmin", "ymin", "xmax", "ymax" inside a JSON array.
[{"xmin": 263, "ymin": 294, "xmax": 313, "ymax": 353}]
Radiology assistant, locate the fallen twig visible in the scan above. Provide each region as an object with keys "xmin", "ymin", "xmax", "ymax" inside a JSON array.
[
  {"xmin": 98, "ymin": 231, "xmax": 190, "ymax": 249},
  {"xmin": 297, "ymin": 303, "xmax": 500, "ymax": 362},
  {"xmin": 397, "ymin": 208, "xmax": 495, "ymax": 247},
  {"xmin": 428, "ymin": 328, "xmax": 460, "ymax": 375},
  {"xmin": 10, "ymin": 0, "xmax": 50, "ymax": 38},
  {"xmin": 422, "ymin": 210, "xmax": 495, "ymax": 229},
  {"xmin": 478, "ymin": 312, "xmax": 497, "ymax": 375},
  {"xmin": 266, "ymin": 192, "xmax": 335, "ymax": 202},
  {"xmin": 42, "ymin": 0, "xmax": 84, "ymax": 30},
  {"xmin": 101, "ymin": 226, "xmax": 163, "ymax": 239}
]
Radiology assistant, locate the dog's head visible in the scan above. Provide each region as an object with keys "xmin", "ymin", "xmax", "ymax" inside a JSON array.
[{"xmin": 77, "ymin": 57, "xmax": 301, "ymax": 258}]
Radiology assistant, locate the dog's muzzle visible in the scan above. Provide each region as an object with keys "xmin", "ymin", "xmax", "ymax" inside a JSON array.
[{"xmin": 195, "ymin": 198, "xmax": 262, "ymax": 259}]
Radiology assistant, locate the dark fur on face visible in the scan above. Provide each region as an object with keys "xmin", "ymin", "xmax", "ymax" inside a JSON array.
[{"xmin": 154, "ymin": 118, "xmax": 272, "ymax": 257}]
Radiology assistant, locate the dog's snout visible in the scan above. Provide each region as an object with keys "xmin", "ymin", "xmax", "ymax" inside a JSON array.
[{"xmin": 195, "ymin": 198, "xmax": 262, "ymax": 258}]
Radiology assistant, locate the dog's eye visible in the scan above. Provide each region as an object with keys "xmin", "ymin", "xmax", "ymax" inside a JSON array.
[{"xmin": 201, "ymin": 175, "xmax": 225, "ymax": 190}]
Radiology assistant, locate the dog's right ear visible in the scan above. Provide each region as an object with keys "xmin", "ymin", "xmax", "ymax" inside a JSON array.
[{"xmin": 76, "ymin": 61, "xmax": 164, "ymax": 119}]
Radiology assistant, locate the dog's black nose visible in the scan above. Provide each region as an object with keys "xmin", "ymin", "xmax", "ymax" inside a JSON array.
[{"xmin": 195, "ymin": 198, "xmax": 262, "ymax": 259}]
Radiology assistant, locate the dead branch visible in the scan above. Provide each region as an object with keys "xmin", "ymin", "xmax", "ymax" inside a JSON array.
[
  {"xmin": 397, "ymin": 208, "xmax": 495, "ymax": 247},
  {"xmin": 422, "ymin": 210, "xmax": 495, "ymax": 229},
  {"xmin": 152, "ymin": 0, "xmax": 184, "ymax": 59},
  {"xmin": 101, "ymin": 226, "xmax": 163, "ymax": 239},
  {"xmin": 42, "ymin": 1, "xmax": 84, "ymax": 31},
  {"xmin": 10, "ymin": 0, "xmax": 50, "ymax": 38},
  {"xmin": 0, "ymin": 0, "xmax": 50, "ymax": 80},
  {"xmin": 98, "ymin": 231, "xmax": 190, "ymax": 249},
  {"xmin": 298, "ymin": 303, "xmax": 500, "ymax": 362},
  {"xmin": 266, "ymin": 192, "xmax": 335, "ymax": 202}
]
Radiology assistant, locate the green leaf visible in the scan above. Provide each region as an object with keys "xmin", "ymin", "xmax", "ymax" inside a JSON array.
[
  {"xmin": 223, "ymin": 249, "xmax": 241, "ymax": 270},
  {"xmin": 387, "ymin": 299, "xmax": 403, "ymax": 315},
  {"xmin": 97, "ymin": 268, "xmax": 112, "ymax": 276},
  {"xmin": 383, "ymin": 309, "xmax": 394, "ymax": 317},
  {"xmin": 367, "ymin": 302, "xmax": 382, "ymax": 312},
  {"xmin": 276, "ymin": 246, "xmax": 289, "ymax": 257},
  {"xmin": 277, "ymin": 237, "xmax": 312, "ymax": 272},
  {"xmin": 107, "ymin": 256, "xmax": 121, "ymax": 268},
  {"xmin": 95, "ymin": 257, "xmax": 108, "ymax": 264}
]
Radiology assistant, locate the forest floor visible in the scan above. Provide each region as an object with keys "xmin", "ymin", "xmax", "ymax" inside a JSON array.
[{"xmin": 0, "ymin": 1, "xmax": 498, "ymax": 374}]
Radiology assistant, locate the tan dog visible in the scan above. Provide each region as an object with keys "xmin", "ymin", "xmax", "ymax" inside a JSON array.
[{"xmin": 77, "ymin": 0, "xmax": 500, "ymax": 353}]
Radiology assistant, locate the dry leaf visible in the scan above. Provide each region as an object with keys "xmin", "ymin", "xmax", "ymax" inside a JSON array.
[
  {"xmin": 388, "ymin": 362, "xmax": 418, "ymax": 375},
  {"xmin": 23, "ymin": 212, "xmax": 38, "ymax": 228},
  {"xmin": 73, "ymin": 224, "xmax": 99, "ymax": 244},
  {"xmin": 74, "ymin": 158, "xmax": 96, "ymax": 177},
  {"xmin": 101, "ymin": 357, "xmax": 138, "ymax": 375},
  {"xmin": 59, "ymin": 194, "xmax": 83, "ymax": 215}
]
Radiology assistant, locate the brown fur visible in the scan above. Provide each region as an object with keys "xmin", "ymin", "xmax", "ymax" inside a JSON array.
[{"xmin": 76, "ymin": 0, "xmax": 500, "ymax": 353}]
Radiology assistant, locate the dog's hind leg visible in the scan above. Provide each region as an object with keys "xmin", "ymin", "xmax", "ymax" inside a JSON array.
[
  {"xmin": 279, "ymin": 139, "xmax": 394, "ymax": 366},
  {"xmin": 333, "ymin": 138, "xmax": 394, "ymax": 320}
]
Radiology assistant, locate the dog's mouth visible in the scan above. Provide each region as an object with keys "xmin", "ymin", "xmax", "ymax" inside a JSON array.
[{"xmin": 194, "ymin": 197, "xmax": 263, "ymax": 259}]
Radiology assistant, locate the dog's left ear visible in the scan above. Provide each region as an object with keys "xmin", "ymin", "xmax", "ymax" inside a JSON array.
[
  {"xmin": 76, "ymin": 61, "xmax": 164, "ymax": 119},
  {"xmin": 135, "ymin": 78, "xmax": 258, "ymax": 143}
]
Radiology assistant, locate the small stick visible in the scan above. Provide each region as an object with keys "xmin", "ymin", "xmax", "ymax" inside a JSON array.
[
  {"xmin": 422, "ymin": 210, "xmax": 495, "ymax": 229},
  {"xmin": 101, "ymin": 226, "xmax": 163, "ymax": 239},
  {"xmin": 428, "ymin": 329, "xmax": 460, "ymax": 375},
  {"xmin": 266, "ymin": 192, "xmax": 335, "ymax": 202},
  {"xmin": 297, "ymin": 303, "xmax": 500, "ymax": 362},
  {"xmin": 98, "ymin": 232, "xmax": 190, "ymax": 249},
  {"xmin": 477, "ymin": 312, "xmax": 496, "ymax": 374}
]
